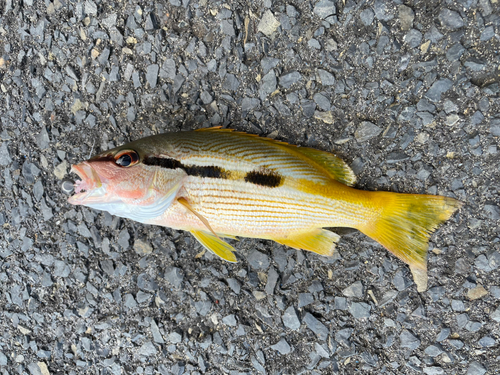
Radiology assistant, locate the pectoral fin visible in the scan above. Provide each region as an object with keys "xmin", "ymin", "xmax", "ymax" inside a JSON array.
[
  {"xmin": 177, "ymin": 197, "xmax": 219, "ymax": 238},
  {"xmin": 276, "ymin": 229, "xmax": 340, "ymax": 256},
  {"xmin": 190, "ymin": 230, "xmax": 237, "ymax": 263}
]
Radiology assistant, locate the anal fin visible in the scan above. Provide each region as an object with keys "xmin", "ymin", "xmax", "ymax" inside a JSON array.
[
  {"xmin": 276, "ymin": 229, "xmax": 340, "ymax": 256},
  {"xmin": 191, "ymin": 230, "xmax": 237, "ymax": 263}
]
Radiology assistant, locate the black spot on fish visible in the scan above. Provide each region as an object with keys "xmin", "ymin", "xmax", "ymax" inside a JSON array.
[
  {"xmin": 245, "ymin": 170, "xmax": 283, "ymax": 188},
  {"xmin": 143, "ymin": 156, "xmax": 230, "ymax": 179}
]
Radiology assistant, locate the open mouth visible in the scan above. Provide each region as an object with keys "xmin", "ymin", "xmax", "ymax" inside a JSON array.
[{"xmin": 67, "ymin": 162, "xmax": 106, "ymax": 205}]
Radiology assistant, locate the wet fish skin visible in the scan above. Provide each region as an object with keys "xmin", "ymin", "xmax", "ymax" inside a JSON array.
[{"xmin": 68, "ymin": 128, "xmax": 462, "ymax": 270}]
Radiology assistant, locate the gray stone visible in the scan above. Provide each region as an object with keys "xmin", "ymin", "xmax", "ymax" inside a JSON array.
[
  {"xmin": 424, "ymin": 344, "xmax": 443, "ymax": 357},
  {"xmin": 242, "ymin": 97, "xmax": 260, "ymax": 112},
  {"xmin": 373, "ymin": 0, "xmax": 394, "ymax": 21},
  {"xmin": 222, "ymin": 314, "xmax": 237, "ymax": 326},
  {"xmin": 54, "ymin": 260, "xmax": 70, "ymax": 277},
  {"xmin": 312, "ymin": 93, "xmax": 329, "ymax": 111},
  {"xmin": 27, "ymin": 363, "xmax": 43, "ymax": 375},
  {"xmin": 317, "ymin": 69, "xmax": 335, "ymax": 86},
  {"xmin": 465, "ymin": 58, "xmax": 486, "ymax": 72},
  {"xmin": 271, "ymin": 338, "xmax": 291, "ymax": 355},
  {"xmin": 161, "ymin": 59, "xmax": 176, "ymax": 79},
  {"xmin": 451, "ymin": 299, "xmax": 465, "ymax": 311},
  {"xmin": 261, "ymin": 57, "xmax": 279, "ymax": 75},
  {"xmin": 360, "ymin": 8, "xmax": 375, "ymax": 26},
  {"xmin": 139, "ymin": 341, "xmax": 157, "ymax": 356},
  {"xmin": 425, "ymin": 79, "xmax": 453, "ymax": 102},
  {"xmin": 335, "ymin": 327, "xmax": 353, "ymax": 346},
  {"xmin": 164, "ymin": 267, "xmax": 183, "ymax": 288},
  {"xmin": 227, "ymin": 278, "xmax": 241, "ymax": 294},
  {"xmin": 313, "ymin": 0, "xmax": 336, "ymax": 19},
  {"xmin": 446, "ymin": 43, "xmax": 465, "ymax": 61},
  {"xmin": 303, "ymin": 313, "xmax": 328, "ymax": 341},
  {"xmin": 436, "ymin": 328, "xmax": 450, "ymax": 341},
  {"xmin": 221, "ymin": 20, "xmax": 235, "ymax": 36},
  {"xmin": 404, "ymin": 29, "xmax": 422, "ymax": 48},
  {"xmin": 0, "ymin": 142, "xmax": 12, "ymax": 166},
  {"xmin": 247, "ymin": 249, "xmax": 270, "ymax": 270},
  {"xmin": 308, "ymin": 38, "xmax": 321, "ymax": 49},
  {"xmin": 298, "ymin": 293, "xmax": 314, "ymax": 308},
  {"xmin": 484, "ymin": 205, "xmax": 500, "ymax": 220},
  {"xmin": 400, "ymin": 330, "xmax": 420, "ymax": 350},
  {"xmin": 439, "ymin": 9, "xmax": 464, "ymax": 29},
  {"xmin": 0, "ymin": 352, "xmax": 7, "ymax": 366},
  {"xmin": 467, "ymin": 362, "xmax": 487, "ymax": 375},
  {"xmin": 222, "ymin": 74, "xmax": 240, "ymax": 92},
  {"xmin": 349, "ymin": 302, "xmax": 371, "ymax": 319},
  {"xmin": 334, "ymin": 296, "xmax": 347, "ymax": 310},
  {"xmin": 478, "ymin": 336, "xmax": 495, "ymax": 347},
  {"xmin": 259, "ymin": 70, "xmax": 277, "ymax": 99},
  {"xmin": 355, "ymin": 121, "xmax": 382, "ymax": 142},
  {"xmin": 279, "ymin": 72, "xmax": 302, "ymax": 89},
  {"xmin": 258, "ymin": 10, "xmax": 280, "ymax": 36},
  {"xmin": 195, "ymin": 300, "xmax": 211, "ymax": 316},
  {"xmin": 480, "ymin": 26, "xmax": 495, "ymax": 41},
  {"xmin": 398, "ymin": 5, "xmax": 414, "ymax": 30},
  {"xmin": 117, "ymin": 229, "xmax": 130, "ymax": 249},
  {"xmin": 282, "ymin": 306, "xmax": 300, "ymax": 330},
  {"xmin": 85, "ymin": 0, "xmax": 97, "ymax": 15},
  {"xmin": 168, "ymin": 331, "xmax": 182, "ymax": 343},
  {"xmin": 265, "ymin": 267, "xmax": 279, "ymax": 294},
  {"xmin": 146, "ymin": 64, "xmax": 159, "ymax": 88},
  {"xmin": 102, "ymin": 13, "xmax": 117, "ymax": 29},
  {"xmin": 124, "ymin": 294, "xmax": 137, "ymax": 309},
  {"xmin": 200, "ymin": 91, "xmax": 213, "ymax": 105},
  {"xmin": 423, "ymin": 367, "xmax": 444, "ymax": 375},
  {"xmin": 36, "ymin": 128, "xmax": 50, "ymax": 150}
]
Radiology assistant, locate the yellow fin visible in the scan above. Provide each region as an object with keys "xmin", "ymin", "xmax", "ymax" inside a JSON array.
[
  {"xmin": 178, "ymin": 197, "xmax": 220, "ymax": 238},
  {"xmin": 360, "ymin": 192, "xmax": 463, "ymax": 271},
  {"xmin": 292, "ymin": 147, "xmax": 356, "ymax": 186},
  {"xmin": 276, "ymin": 229, "xmax": 340, "ymax": 256},
  {"xmin": 190, "ymin": 230, "xmax": 237, "ymax": 263}
]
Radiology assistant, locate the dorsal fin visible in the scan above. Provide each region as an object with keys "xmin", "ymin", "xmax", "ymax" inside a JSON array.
[
  {"xmin": 194, "ymin": 127, "xmax": 356, "ymax": 186},
  {"xmin": 290, "ymin": 147, "xmax": 356, "ymax": 186}
]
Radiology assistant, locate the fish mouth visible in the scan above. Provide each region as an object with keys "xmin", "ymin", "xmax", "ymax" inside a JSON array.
[{"xmin": 67, "ymin": 162, "xmax": 107, "ymax": 205}]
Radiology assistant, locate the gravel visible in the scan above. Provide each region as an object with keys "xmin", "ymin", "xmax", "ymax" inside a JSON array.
[{"xmin": 1, "ymin": 0, "xmax": 498, "ymax": 373}]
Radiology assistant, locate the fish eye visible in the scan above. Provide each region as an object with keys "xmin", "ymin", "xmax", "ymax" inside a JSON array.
[{"xmin": 115, "ymin": 150, "xmax": 139, "ymax": 167}]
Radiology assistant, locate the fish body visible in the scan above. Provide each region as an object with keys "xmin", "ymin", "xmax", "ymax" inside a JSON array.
[{"xmin": 69, "ymin": 128, "xmax": 462, "ymax": 270}]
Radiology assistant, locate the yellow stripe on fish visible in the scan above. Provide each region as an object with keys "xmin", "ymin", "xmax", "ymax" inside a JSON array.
[{"xmin": 68, "ymin": 127, "xmax": 462, "ymax": 281}]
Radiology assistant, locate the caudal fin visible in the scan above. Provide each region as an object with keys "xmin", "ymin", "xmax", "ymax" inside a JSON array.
[{"xmin": 359, "ymin": 192, "xmax": 462, "ymax": 270}]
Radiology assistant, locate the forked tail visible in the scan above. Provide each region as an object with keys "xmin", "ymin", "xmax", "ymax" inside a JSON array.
[{"xmin": 359, "ymin": 192, "xmax": 463, "ymax": 270}]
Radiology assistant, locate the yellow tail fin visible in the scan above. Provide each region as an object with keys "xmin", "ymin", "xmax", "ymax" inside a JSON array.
[{"xmin": 359, "ymin": 192, "xmax": 462, "ymax": 270}]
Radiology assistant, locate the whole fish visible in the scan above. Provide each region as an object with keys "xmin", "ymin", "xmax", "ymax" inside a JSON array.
[{"xmin": 68, "ymin": 128, "xmax": 462, "ymax": 272}]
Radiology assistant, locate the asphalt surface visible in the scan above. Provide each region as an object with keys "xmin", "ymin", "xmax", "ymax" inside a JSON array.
[{"xmin": 0, "ymin": 0, "xmax": 499, "ymax": 374}]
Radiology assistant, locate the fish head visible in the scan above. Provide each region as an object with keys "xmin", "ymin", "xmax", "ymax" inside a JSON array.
[{"xmin": 68, "ymin": 146, "xmax": 184, "ymax": 222}]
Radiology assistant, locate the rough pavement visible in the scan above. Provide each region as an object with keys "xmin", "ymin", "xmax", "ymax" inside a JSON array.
[{"xmin": 0, "ymin": 0, "xmax": 499, "ymax": 374}]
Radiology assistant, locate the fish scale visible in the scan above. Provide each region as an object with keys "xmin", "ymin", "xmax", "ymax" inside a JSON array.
[{"xmin": 69, "ymin": 128, "xmax": 462, "ymax": 276}]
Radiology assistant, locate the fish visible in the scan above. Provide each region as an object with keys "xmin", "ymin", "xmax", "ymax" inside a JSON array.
[{"xmin": 68, "ymin": 127, "xmax": 462, "ymax": 274}]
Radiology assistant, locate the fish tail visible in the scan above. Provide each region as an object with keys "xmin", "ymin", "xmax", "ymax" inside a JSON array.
[{"xmin": 358, "ymin": 192, "xmax": 463, "ymax": 270}]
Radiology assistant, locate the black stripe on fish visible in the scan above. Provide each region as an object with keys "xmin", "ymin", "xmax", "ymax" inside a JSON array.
[
  {"xmin": 143, "ymin": 156, "xmax": 229, "ymax": 179},
  {"xmin": 244, "ymin": 170, "xmax": 283, "ymax": 188},
  {"xmin": 143, "ymin": 156, "xmax": 183, "ymax": 170}
]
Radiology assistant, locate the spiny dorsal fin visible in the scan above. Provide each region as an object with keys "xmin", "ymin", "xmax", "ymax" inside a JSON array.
[{"xmin": 195, "ymin": 128, "xmax": 356, "ymax": 186}]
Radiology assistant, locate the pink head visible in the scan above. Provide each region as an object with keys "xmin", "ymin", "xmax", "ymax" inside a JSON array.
[{"xmin": 68, "ymin": 147, "xmax": 184, "ymax": 223}]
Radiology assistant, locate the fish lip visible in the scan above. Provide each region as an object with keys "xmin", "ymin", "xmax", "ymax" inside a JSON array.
[{"xmin": 67, "ymin": 162, "xmax": 105, "ymax": 205}]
